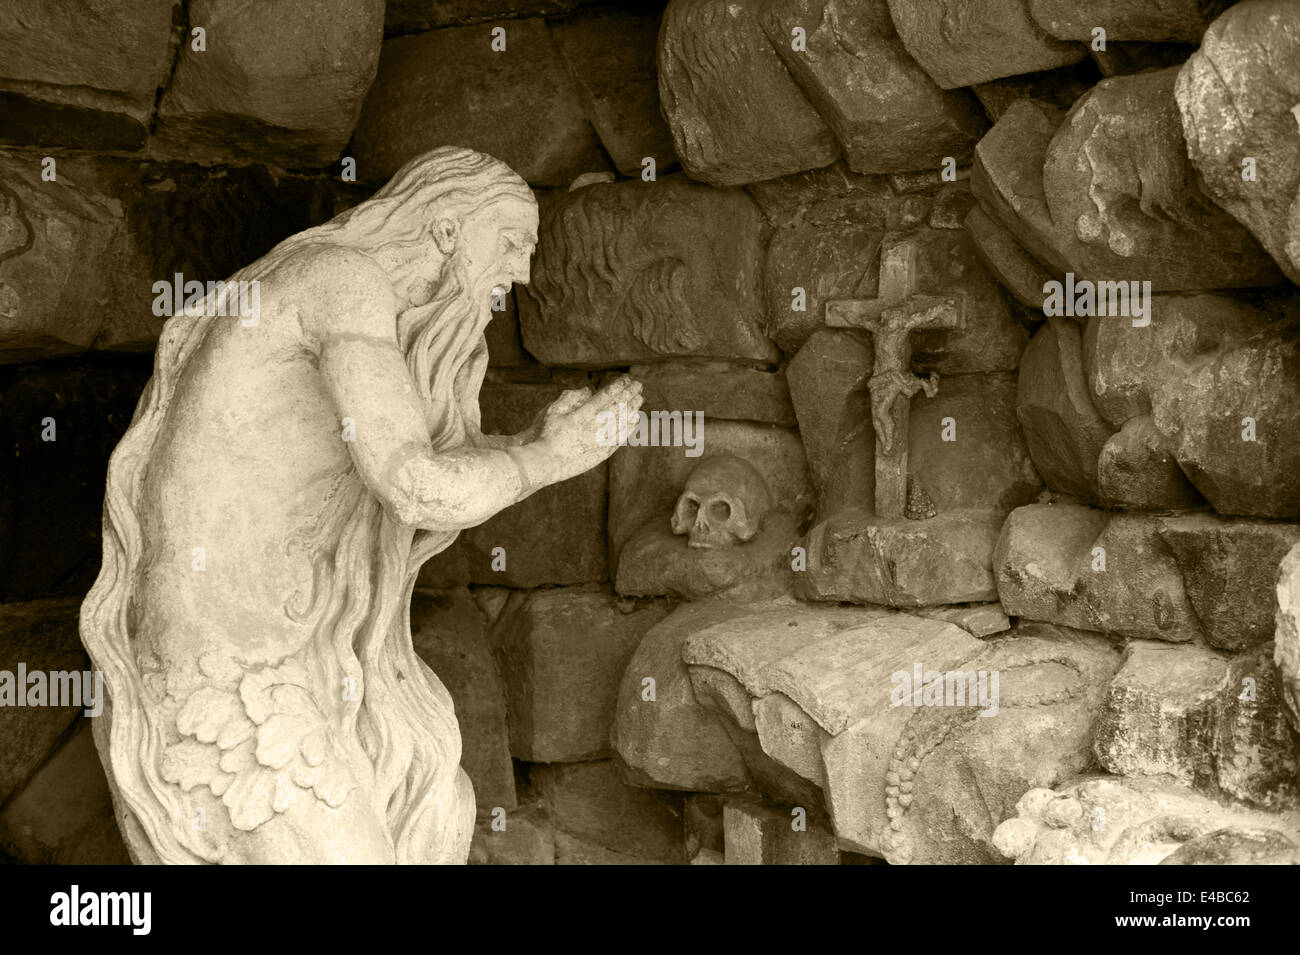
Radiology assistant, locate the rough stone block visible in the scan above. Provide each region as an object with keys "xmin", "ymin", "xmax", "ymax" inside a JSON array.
[
  {"xmin": 994, "ymin": 504, "xmax": 1202, "ymax": 641},
  {"xmin": 885, "ymin": 0, "xmax": 1087, "ymax": 89},
  {"xmin": 1017, "ymin": 318, "xmax": 1114, "ymax": 501},
  {"xmin": 532, "ymin": 759, "xmax": 686, "ymax": 863},
  {"xmin": 1030, "ymin": 0, "xmax": 1236, "ymax": 43},
  {"xmin": 550, "ymin": 7, "xmax": 677, "ymax": 176},
  {"xmin": 156, "ymin": 0, "xmax": 385, "ymax": 167},
  {"xmin": 723, "ymin": 800, "xmax": 840, "ymax": 865},
  {"xmin": 1095, "ymin": 641, "xmax": 1300, "ymax": 809},
  {"xmin": 658, "ymin": 0, "xmax": 839, "ymax": 185},
  {"xmin": 468, "ymin": 801, "xmax": 555, "ymax": 865},
  {"xmin": 1176, "ymin": 0, "xmax": 1300, "ymax": 283},
  {"xmin": 798, "ymin": 508, "xmax": 1005, "ymax": 608},
  {"xmin": 0, "ymin": 0, "xmax": 175, "ymax": 150},
  {"xmin": 1042, "ymin": 67, "xmax": 1282, "ymax": 290},
  {"xmin": 351, "ymin": 18, "xmax": 604, "ymax": 186},
  {"xmin": 611, "ymin": 602, "xmax": 753, "ymax": 792},
  {"xmin": 492, "ymin": 587, "xmax": 670, "ymax": 762},
  {"xmin": 520, "ymin": 177, "xmax": 776, "ymax": 367},
  {"xmin": 759, "ymin": 0, "xmax": 988, "ymax": 174}
]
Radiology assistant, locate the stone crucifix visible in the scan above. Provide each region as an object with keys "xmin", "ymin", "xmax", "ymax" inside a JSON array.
[{"xmin": 825, "ymin": 236, "xmax": 965, "ymax": 519}]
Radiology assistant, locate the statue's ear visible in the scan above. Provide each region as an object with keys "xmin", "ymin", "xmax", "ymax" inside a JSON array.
[{"xmin": 433, "ymin": 218, "xmax": 458, "ymax": 254}]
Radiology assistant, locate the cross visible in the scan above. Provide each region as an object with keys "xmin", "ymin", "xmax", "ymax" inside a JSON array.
[{"xmin": 825, "ymin": 236, "xmax": 965, "ymax": 520}]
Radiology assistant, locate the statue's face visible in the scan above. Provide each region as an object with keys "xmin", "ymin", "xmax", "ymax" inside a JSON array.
[{"xmin": 459, "ymin": 198, "xmax": 538, "ymax": 298}]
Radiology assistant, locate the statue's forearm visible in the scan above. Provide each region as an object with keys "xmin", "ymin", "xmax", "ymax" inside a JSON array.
[{"xmin": 383, "ymin": 441, "xmax": 555, "ymax": 530}]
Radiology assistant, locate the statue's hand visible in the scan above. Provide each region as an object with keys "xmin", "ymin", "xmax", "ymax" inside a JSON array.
[
  {"xmin": 519, "ymin": 386, "xmax": 594, "ymax": 445},
  {"xmin": 534, "ymin": 375, "xmax": 643, "ymax": 482}
]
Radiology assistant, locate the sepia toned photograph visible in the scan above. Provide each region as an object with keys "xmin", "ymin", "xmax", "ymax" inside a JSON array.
[{"xmin": 0, "ymin": 0, "xmax": 1297, "ymax": 921}]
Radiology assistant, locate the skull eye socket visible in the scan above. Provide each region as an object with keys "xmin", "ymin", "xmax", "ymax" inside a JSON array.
[{"xmin": 709, "ymin": 500, "xmax": 731, "ymax": 523}]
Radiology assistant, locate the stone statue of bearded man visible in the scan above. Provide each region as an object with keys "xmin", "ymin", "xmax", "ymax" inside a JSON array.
[{"xmin": 80, "ymin": 147, "xmax": 641, "ymax": 864}]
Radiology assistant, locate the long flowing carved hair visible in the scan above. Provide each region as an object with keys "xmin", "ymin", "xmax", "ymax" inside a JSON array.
[{"xmin": 80, "ymin": 147, "xmax": 534, "ymax": 864}]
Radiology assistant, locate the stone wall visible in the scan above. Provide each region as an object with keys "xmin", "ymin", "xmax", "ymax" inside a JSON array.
[{"xmin": 2, "ymin": 0, "xmax": 1298, "ymax": 865}]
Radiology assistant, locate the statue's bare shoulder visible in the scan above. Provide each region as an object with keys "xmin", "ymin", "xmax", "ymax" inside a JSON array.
[{"xmin": 263, "ymin": 243, "xmax": 399, "ymax": 347}]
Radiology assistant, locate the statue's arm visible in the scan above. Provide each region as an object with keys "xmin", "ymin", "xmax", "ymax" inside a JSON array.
[{"xmin": 300, "ymin": 252, "xmax": 553, "ymax": 530}]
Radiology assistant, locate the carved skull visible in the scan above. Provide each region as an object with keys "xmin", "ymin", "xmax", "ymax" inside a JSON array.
[{"xmin": 670, "ymin": 454, "xmax": 772, "ymax": 549}]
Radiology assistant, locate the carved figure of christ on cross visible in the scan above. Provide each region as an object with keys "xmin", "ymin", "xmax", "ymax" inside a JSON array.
[{"xmin": 826, "ymin": 236, "xmax": 965, "ymax": 519}]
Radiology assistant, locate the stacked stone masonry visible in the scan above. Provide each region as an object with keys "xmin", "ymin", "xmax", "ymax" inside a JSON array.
[{"xmin": 2, "ymin": 0, "xmax": 1299, "ymax": 865}]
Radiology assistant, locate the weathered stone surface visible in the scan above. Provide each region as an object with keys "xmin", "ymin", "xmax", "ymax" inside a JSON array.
[
  {"xmin": 551, "ymin": 7, "xmax": 677, "ymax": 176},
  {"xmin": 609, "ymin": 421, "xmax": 810, "ymax": 560},
  {"xmin": 352, "ymin": 19, "xmax": 604, "ymax": 185},
  {"xmin": 885, "ymin": 0, "xmax": 1087, "ymax": 90},
  {"xmin": 0, "ymin": 0, "xmax": 175, "ymax": 150},
  {"xmin": 1043, "ymin": 67, "xmax": 1282, "ymax": 289},
  {"xmin": 1095, "ymin": 641, "xmax": 1300, "ymax": 809},
  {"xmin": 971, "ymin": 99, "xmax": 1076, "ymax": 275},
  {"xmin": 0, "ymin": 157, "xmax": 125, "ymax": 360},
  {"xmin": 1161, "ymin": 826, "xmax": 1300, "ymax": 864},
  {"xmin": 385, "ymin": 0, "xmax": 600, "ymax": 33},
  {"xmin": 155, "ymin": 0, "xmax": 384, "ymax": 167},
  {"xmin": 633, "ymin": 362, "xmax": 795, "ymax": 428},
  {"xmin": 970, "ymin": 59, "xmax": 1101, "ymax": 122},
  {"xmin": 521, "ymin": 177, "xmax": 776, "ymax": 366},
  {"xmin": 916, "ymin": 602, "xmax": 1012, "ymax": 637},
  {"xmin": 1029, "ymin": 0, "xmax": 1236, "ymax": 43},
  {"xmin": 759, "ymin": 0, "xmax": 988, "ymax": 174},
  {"xmin": 908, "ymin": 373, "xmax": 1041, "ymax": 512},
  {"xmin": 615, "ymin": 512, "xmax": 801, "ymax": 602},
  {"xmin": 611, "ymin": 602, "xmax": 753, "ymax": 792},
  {"xmin": 658, "ymin": 0, "xmax": 839, "ymax": 186},
  {"xmin": 994, "ymin": 775, "xmax": 1300, "ymax": 864},
  {"xmin": 763, "ymin": 212, "xmax": 885, "ymax": 355},
  {"xmin": 410, "ymin": 588, "xmax": 515, "ymax": 813},
  {"xmin": 1017, "ymin": 318, "xmax": 1114, "ymax": 500},
  {"xmin": 1082, "ymin": 293, "xmax": 1300, "ymax": 518},
  {"xmin": 799, "ymin": 507, "xmax": 1005, "ymax": 608},
  {"xmin": 973, "ymin": 97, "xmax": 1283, "ymax": 291},
  {"xmin": 0, "ymin": 722, "xmax": 131, "ymax": 864},
  {"xmin": 468, "ymin": 802, "xmax": 555, "ymax": 865},
  {"xmin": 0, "ymin": 356, "xmax": 152, "ymax": 601},
  {"xmin": 1159, "ymin": 515, "xmax": 1300, "ymax": 651},
  {"xmin": 1278, "ymin": 542, "xmax": 1300, "ymax": 733},
  {"xmin": 1176, "ymin": 0, "xmax": 1300, "ymax": 283},
  {"xmin": 0, "ymin": 599, "xmax": 91, "ymax": 807},
  {"xmin": 995, "ymin": 504, "xmax": 1204, "ymax": 641},
  {"xmin": 1151, "ymin": 313, "xmax": 1300, "ymax": 520},
  {"xmin": 830, "ymin": 626, "xmax": 1119, "ymax": 863},
  {"xmin": 723, "ymin": 800, "xmax": 840, "ymax": 865},
  {"xmin": 786, "ymin": 330, "xmax": 875, "ymax": 519},
  {"xmin": 532, "ymin": 759, "xmax": 686, "ymax": 863},
  {"xmin": 1097, "ymin": 415, "xmax": 1203, "ymax": 510},
  {"xmin": 492, "ymin": 587, "xmax": 670, "ymax": 762},
  {"xmin": 419, "ymin": 377, "xmax": 608, "ymax": 588},
  {"xmin": 964, "ymin": 205, "xmax": 1055, "ymax": 309}
]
